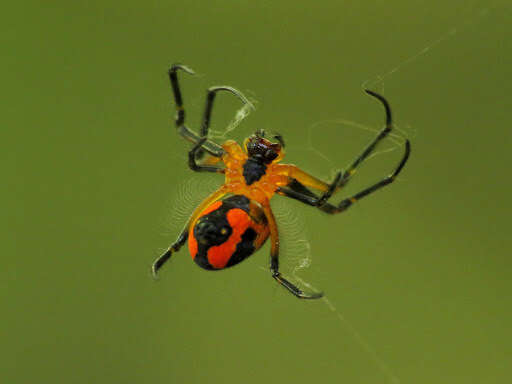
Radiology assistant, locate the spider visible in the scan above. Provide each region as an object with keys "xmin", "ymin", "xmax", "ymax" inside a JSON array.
[{"xmin": 151, "ymin": 64, "xmax": 411, "ymax": 299}]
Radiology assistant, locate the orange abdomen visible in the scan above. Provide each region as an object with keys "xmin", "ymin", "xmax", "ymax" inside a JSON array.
[{"xmin": 188, "ymin": 195, "xmax": 269, "ymax": 270}]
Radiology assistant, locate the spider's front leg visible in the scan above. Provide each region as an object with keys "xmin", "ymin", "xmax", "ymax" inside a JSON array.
[
  {"xmin": 262, "ymin": 203, "xmax": 323, "ymax": 299},
  {"xmin": 168, "ymin": 64, "xmax": 223, "ymax": 157},
  {"xmin": 168, "ymin": 63, "xmax": 252, "ymax": 160}
]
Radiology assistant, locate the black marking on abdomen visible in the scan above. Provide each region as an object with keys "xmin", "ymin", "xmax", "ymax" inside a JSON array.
[
  {"xmin": 194, "ymin": 249, "xmax": 215, "ymax": 270},
  {"xmin": 223, "ymin": 195, "xmax": 251, "ymax": 211},
  {"xmin": 193, "ymin": 204, "xmax": 233, "ymax": 270},
  {"xmin": 243, "ymin": 158, "xmax": 267, "ymax": 185},
  {"xmin": 226, "ymin": 228, "xmax": 257, "ymax": 267}
]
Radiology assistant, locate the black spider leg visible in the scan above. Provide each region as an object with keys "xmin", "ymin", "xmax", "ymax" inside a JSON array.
[
  {"xmin": 338, "ymin": 89, "xmax": 397, "ymax": 187},
  {"xmin": 168, "ymin": 64, "xmax": 224, "ymax": 157},
  {"xmin": 271, "ymin": 260, "xmax": 324, "ymax": 299},
  {"xmin": 151, "ymin": 230, "xmax": 188, "ymax": 278},
  {"xmin": 188, "ymin": 137, "xmax": 224, "ymax": 173},
  {"xmin": 263, "ymin": 205, "xmax": 323, "ymax": 299},
  {"xmin": 278, "ymin": 90, "xmax": 411, "ymax": 214},
  {"xmin": 200, "ymin": 85, "xmax": 251, "ymax": 137},
  {"xmin": 280, "ymin": 178, "xmax": 341, "ymax": 214},
  {"xmin": 194, "ymin": 85, "xmax": 252, "ymax": 161}
]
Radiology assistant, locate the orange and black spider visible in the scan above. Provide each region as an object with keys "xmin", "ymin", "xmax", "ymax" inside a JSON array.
[{"xmin": 151, "ymin": 64, "xmax": 411, "ymax": 299}]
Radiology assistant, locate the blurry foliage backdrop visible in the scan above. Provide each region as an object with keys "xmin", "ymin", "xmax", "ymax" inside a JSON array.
[{"xmin": 3, "ymin": 1, "xmax": 511, "ymax": 383}]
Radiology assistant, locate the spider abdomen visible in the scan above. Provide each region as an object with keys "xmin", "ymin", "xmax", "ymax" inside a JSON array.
[{"xmin": 188, "ymin": 195, "xmax": 269, "ymax": 270}]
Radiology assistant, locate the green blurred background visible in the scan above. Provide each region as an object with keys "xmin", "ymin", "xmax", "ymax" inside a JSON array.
[{"xmin": 3, "ymin": 1, "xmax": 511, "ymax": 383}]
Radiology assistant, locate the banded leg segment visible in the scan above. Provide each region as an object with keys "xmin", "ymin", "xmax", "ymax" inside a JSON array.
[
  {"xmin": 278, "ymin": 139, "xmax": 410, "ymax": 214},
  {"xmin": 152, "ymin": 186, "xmax": 228, "ymax": 276},
  {"xmin": 280, "ymin": 164, "xmax": 332, "ymax": 193},
  {"xmin": 151, "ymin": 230, "xmax": 188, "ymax": 277},
  {"xmin": 262, "ymin": 203, "xmax": 323, "ymax": 299},
  {"xmin": 188, "ymin": 138, "xmax": 225, "ymax": 173}
]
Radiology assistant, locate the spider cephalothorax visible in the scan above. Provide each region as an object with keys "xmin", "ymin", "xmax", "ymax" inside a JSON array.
[
  {"xmin": 245, "ymin": 134, "xmax": 282, "ymax": 164},
  {"xmin": 241, "ymin": 134, "xmax": 284, "ymax": 185}
]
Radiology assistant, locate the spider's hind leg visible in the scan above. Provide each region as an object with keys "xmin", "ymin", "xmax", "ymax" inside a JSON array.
[
  {"xmin": 152, "ymin": 230, "xmax": 188, "ymax": 277},
  {"xmin": 262, "ymin": 203, "xmax": 323, "ymax": 299},
  {"xmin": 151, "ymin": 187, "xmax": 228, "ymax": 277}
]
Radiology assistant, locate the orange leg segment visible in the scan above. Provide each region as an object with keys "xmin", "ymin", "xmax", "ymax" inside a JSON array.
[{"xmin": 276, "ymin": 164, "xmax": 332, "ymax": 193}]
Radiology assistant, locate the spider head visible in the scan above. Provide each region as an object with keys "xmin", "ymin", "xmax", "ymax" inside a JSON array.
[{"xmin": 244, "ymin": 129, "xmax": 284, "ymax": 163}]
